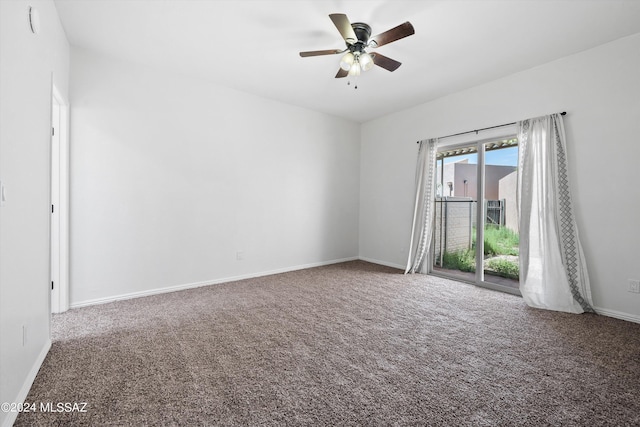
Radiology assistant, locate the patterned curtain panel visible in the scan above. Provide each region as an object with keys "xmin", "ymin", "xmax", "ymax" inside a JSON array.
[
  {"xmin": 405, "ymin": 139, "xmax": 438, "ymax": 274},
  {"xmin": 517, "ymin": 114, "xmax": 595, "ymax": 313}
]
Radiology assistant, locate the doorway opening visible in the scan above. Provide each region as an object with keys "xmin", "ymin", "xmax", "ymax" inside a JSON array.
[
  {"xmin": 431, "ymin": 136, "xmax": 520, "ymax": 295},
  {"xmin": 51, "ymin": 84, "xmax": 69, "ymax": 313}
]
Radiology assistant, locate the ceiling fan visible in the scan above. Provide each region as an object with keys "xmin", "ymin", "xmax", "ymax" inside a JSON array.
[{"xmin": 299, "ymin": 13, "xmax": 415, "ymax": 80}]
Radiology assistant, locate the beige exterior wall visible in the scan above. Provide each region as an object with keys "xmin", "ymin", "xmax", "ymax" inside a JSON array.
[
  {"xmin": 436, "ymin": 160, "xmax": 515, "ymax": 200},
  {"xmin": 499, "ymin": 171, "xmax": 519, "ymax": 232}
]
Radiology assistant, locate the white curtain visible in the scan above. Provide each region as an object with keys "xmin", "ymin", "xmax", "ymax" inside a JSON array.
[
  {"xmin": 517, "ymin": 114, "xmax": 594, "ymax": 313},
  {"xmin": 405, "ymin": 138, "xmax": 438, "ymax": 274}
]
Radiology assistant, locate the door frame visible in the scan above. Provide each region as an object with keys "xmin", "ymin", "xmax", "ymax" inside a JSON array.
[{"xmin": 51, "ymin": 83, "xmax": 69, "ymax": 313}]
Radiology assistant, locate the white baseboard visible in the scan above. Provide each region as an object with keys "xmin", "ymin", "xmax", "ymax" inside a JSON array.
[
  {"xmin": 2, "ymin": 339, "xmax": 52, "ymax": 427},
  {"xmin": 70, "ymin": 257, "xmax": 360, "ymax": 309},
  {"xmin": 358, "ymin": 256, "xmax": 405, "ymax": 271},
  {"xmin": 593, "ymin": 306, "xmax": 640, "ymax": 324}
]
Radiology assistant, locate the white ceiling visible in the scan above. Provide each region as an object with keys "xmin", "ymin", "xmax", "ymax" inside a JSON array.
[{"xmin": 54, "ymin": 0, "xmax": 640, "ymax": 123}]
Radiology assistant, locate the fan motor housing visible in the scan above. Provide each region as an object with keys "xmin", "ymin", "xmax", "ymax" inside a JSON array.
[{"xmin": 349, "ymin": 22, "xmax": 371, "ymax": 51}]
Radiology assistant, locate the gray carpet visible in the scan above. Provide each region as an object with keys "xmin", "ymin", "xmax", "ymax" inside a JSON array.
[{"xmin": 16, "ymin": 261, "xmax": 640, "ymax": 426}]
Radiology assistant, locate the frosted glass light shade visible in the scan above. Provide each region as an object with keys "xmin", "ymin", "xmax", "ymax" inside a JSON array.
[
  {"xmin": 340, "ymin": 52, "xmax": 355, "ymax": 71},
  {"xmin": 360, "ymin": 52, "xmax": 374, "ymax": 71}
]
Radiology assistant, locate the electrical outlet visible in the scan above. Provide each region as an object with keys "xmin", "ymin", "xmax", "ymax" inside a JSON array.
[
  {"xmin": 629, "ymin": 279, "xmax": 640, "ymax": 294},
  {"xmin": 236, "ymin": 251, "xmax": 244, "ymax": 261}
]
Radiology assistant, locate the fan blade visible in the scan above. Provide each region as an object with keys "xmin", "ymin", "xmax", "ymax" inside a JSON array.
[
  {"xmin": 299, "ymin": 49, "xmax": 344, "ymax": 57},
  {"xmin": 329, "ymin": 13, "xmax": 358, "ymax": 44},
  {"xmin": 372, "ymin": 53, "xmax": 402, "ymax": 72},
  {"xmin": 335, "ymin": 68, "xmax": 348, "ymax": 78},
  {"xmin": 369, "ymin": 22, "xmax": 415, "ymax": 48}
]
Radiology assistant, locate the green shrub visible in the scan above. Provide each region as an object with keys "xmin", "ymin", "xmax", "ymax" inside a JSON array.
[
  {"xmin": 485, "ymin": 257, "xmax": 519, "ymax": 279},
  {"xmin": 483, "ymin": 226, "xmax": 519, "ymax": 256},
  {"xmin": 441, "ymin": 249, "xmax": 476, "ymax": 273}
]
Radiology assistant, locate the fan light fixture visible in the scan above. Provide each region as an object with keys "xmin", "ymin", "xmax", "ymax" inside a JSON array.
[
  {"xmin": 339, "ymin": 51, "xmax": 375, "ymax": 81},
  {"xmin": 359, "ymin": 52, "xmax": 374, "ymax": 71},
  {"xmin": 348, "ymin": 61, "xmax": 361, "ymax": 76},
  {"xmin": 339, "ymin": 52, "xmax": 355, "ymax": 71}
]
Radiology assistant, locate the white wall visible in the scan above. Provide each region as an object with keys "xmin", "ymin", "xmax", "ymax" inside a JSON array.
[
  {"xmin": 360, "ymin": 33, "xmax": 640, "ymax": 321},
  {"xmin": 0, "ymin": 1, "xmax": 69, "ymax": 425},
  {"xmin": 69, "ymin": 47, "xmax": 360, "ymax": 305}
]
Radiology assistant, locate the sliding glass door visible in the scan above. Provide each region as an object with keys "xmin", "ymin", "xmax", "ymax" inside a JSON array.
[
  {"xmin": 433, "ymin": 144, "xmax": 478, "ymax": 283},
  {"xmin": 431, "ymin": 137, "xmax": 520, "ymax": 294}
]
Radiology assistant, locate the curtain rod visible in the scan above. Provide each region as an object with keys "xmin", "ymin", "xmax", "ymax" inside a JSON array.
[{"xmin": 417, "ymin": 112, "xmax": 566, "ymax": 143}]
